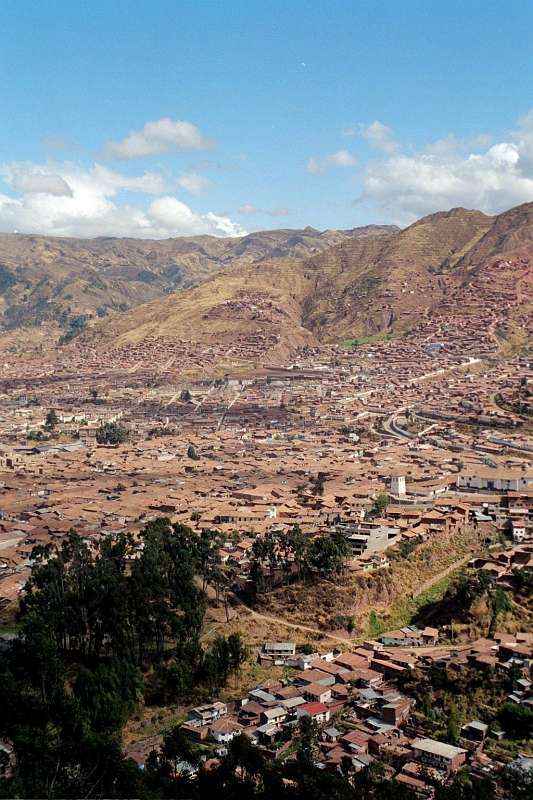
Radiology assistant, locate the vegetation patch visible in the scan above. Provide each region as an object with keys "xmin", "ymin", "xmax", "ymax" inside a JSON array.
[{"xmin": 340, "ymin": 331, "xmax": 395, "ymax": 349}]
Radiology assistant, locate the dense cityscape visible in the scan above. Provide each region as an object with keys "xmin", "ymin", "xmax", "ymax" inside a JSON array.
[{"xmin": 0, "ymin": 2, "xmax": 532, "ymax": 797}]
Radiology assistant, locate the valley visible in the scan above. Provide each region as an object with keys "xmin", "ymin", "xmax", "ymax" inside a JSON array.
[{"xmin": 0, "ymin": 201, "xmax": 531, "ymax": 799}]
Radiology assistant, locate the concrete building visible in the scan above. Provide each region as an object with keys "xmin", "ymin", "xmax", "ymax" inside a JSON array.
[
  {"xmin": 336, "ymin": 521, "xmax": 400, "ymax": 556},
  {"xmin": 262, "ymin": 641, "xmax": 296, "ymax": 660},
  {"xmin": 390, "ymin": 475, "xmax": 406, "ymax": 497},
  {"xmin": 411, "ymin": 738, "xmax": 467, "ymax": 773},
  {"xmin": 380, "ymin": 626, "xmax": 439, "ymax": 648},
  {"xmin": 208, "ymin": 718, "xmax": 243, "ymax": 743},
  {"xmin": 188, "ymin": 701, "xmax": 227, "ymax": 726},
  {"xmin": 457, "ymin": 469, "xmax": 532, "ymax": 493}
]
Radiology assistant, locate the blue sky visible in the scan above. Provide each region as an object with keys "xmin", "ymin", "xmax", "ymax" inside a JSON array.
[{"xmin": 1, "ymin": 0, "xmax": 532, "ymax": 237}]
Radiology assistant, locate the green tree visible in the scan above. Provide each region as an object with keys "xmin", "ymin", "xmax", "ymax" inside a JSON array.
[
  {"xmin": 488, "ymin": 587, "xmax": 511, "ymax": 636},
  {"xmin": 306, "ymin": 530, "xmax": 349, "ymax": 575},
  {"xmin": 288, "ymin": 524, "xmax": 307, "ymax": 577},
  {"xmin": 499, "ymin": 702, "xmax": 533, "ymax": 739},
  {"xmin": 228, "ymin": 632, "xmax": 247, "ymax": 684},
  {"xmin": 296, "ymin": 715, "xmax": 319, "ymax": 768},
  {"xmin": 311, "ymin": 471, "xmax": 327, "ymax": 496},
  {"xmin": 0, "ymin": 517, "xmax": 224, "ymax": 797},
  {"xmin": 44, "ymin": 408, "xmax": 58, "ymax": 429},
  {"xmin": 369, "ymin": 610, "xmax": 382, "ymax": 637},
  {"xmin": 187, "ymin": 443, "xmax": 199, "ymax": 460},
  {"xmin": 447, "ymin": 701, "xmax": 461, "ymax": 744},
  {"xmin": 372, "ymin": 493, "xmax": 389, "ymax": 516},
  {"xmin": 96, "ymin": 421, "xmax": 128, "ymax": 445}
]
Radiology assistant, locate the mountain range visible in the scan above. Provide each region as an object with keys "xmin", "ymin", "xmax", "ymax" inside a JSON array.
[
  {"xmin": 1, "ymin": 202, "xmax": 532, "ymax": 356},
  {"xmin": 0, "ymin": 225, "xmax": 394, "ymax": 334}
]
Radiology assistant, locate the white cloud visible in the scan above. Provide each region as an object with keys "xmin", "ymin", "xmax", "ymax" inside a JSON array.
[
  {"xmin": 0, "ymin": 161, "xmax": 245, "ymax": 239},
  {"xmin": 89, "ymin": 164, "xmax": 170, "ymax": 194},
  {"xmin": 361, "ymin": 121, "xmax": 399, "ymax": 154},
  {"xmin": 513, "ymin": 109, "xmax": 533, "ymax": 176},
  {"xmin": 424, "ymin": 132, "xmax": 493, "ymax": 156},
  {"xmin": 238, "ymin": 203, "xmax": 289, "ymax": 217},
  {"xmin": 2, "ymin": 162, "xmax": 168, "ymax": 198},
  {"xmin": 178, "ymin": 171, "xmax": 209, "ymax": 195},
  {"xmin": 238, "ymin": 203, "xmax": 257, "ymax": 215},
  {"xmin": 342, "ymin": 120, "xmax": 399, "ymax": 154},
  {"xmin": 359, "ymin": 111, "xmax": 533, "ymax": 225},
  {"xmin": 102, "ymin": 117, "xmax": 214, "ymax": 160},
  {"xmin": 8, "ymin": 168, "xmax": 73, "ymax": 197},
  {"xmin": 306, "ymin": 149, "xmax": 357, "ymax": 175}
]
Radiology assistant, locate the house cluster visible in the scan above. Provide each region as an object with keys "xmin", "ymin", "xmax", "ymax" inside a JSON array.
[
  {"xmin": 180, "ymin": 641, "xmax": 421, "ymax": 769},
  {"xmin": 174, "ymin": 627, "xmax": 532, "ymax": 796},
  {"xmin": 0, "ymin": 268, "xmax": 531, "ymax": 621},
  {"xmin": 469, "ymin": 543, "xmax": 533, "ymax": 584},
  {"xmin": 420, "ymin": 631, "xmax": 533, "ymax": 709}
]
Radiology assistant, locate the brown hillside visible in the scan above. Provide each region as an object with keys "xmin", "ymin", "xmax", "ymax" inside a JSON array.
[
  {"xmin": 86, "ymin": 254, "xmax": 317, "ymax": 363},
  {"xmin": 30, "ymin": 201, "xmax": 533, "ymax": 358},
  {"xmin": 0, "ymin": 226, "xmax": 377, "ymax": 335},
  {"xmin": 85, "ymin": 206, "xmax": 499, "ymax": 355},
  {"xmin": 81, "ymin": 225, "xmax": 399, "ymax": 360},
  {"xmin": 456, "ymin": 201, "xmax": 533, "ymax": 271},
  {"xmin": 304, "ymin": 207, "xmax": 492, "ymax": 339}
]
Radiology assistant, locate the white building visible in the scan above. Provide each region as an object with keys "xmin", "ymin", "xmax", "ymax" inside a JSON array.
[
  {"xmin": 336, "ymin": 521, "xmax": 400, "ymax": 556},
  {"xmin": 457, "ymin": 469, "xmax": 532, "ymax": 493},
  {"xmin": 390, "ymin": 475, "xmax": 406, "ymax": 497}
]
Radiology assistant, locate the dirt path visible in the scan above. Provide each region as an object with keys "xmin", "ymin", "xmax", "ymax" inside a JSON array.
[
  {"xmin": 412, "ymin": 554, "xmax": 471, "ymax": 598},
  {"xmin": 213, "ymin": 549, "xmax": 475, "ymax": 647},
  {"xmin": 232, "ymin": 595, "xmax": 354, "ymax": 645}
]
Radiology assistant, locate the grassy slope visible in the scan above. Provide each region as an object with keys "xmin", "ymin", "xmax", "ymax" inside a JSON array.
[{"xmin": 255, "ymin": 526, "xmax": 493, "ymax": 636}]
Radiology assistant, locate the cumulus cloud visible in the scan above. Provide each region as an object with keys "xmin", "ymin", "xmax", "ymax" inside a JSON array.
[
  {"xmin": 0, "ymin": 161, "xmax": 245, "ymax": 238},
  {"xmin": 306, "ymin": 149, "xmax": 357, "ymax": 175},
  {"xmin": 513, "ymin": 109, "xmax": 533, "ymax": 175},
  {"xmin": 361, "ymin": 121, "xmax": 399, "ymax": 154},
  {"xmin": 177, "ymin": 171, "xmax": 209, "ymax": 195},
  {"xmin": 2, "ymin": 162, "xmax": 169, "ymax": 198},
  {"xmin": 7, "ymin": 168, "xmax": 73, "ymax": 197},
  {"xmin": 342, "ymin": 120, "xmax": 399, "ymax": 154},
  {"xmin": 424, "ymin": 132, "xmax": 493, "ymax": 156},
  {"xmin": 359, "ymin": 111, "xmax": 533, "ymax": 225},
  {"xmin": 238, "ymin": 203, "xmax": 289, "ymax": 217},
  {"xmin": 102, "ymin": 117, "xmax": 214, "ymax": 160}
]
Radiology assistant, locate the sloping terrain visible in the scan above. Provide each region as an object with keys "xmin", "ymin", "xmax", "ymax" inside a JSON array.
[
  {"xmin": 303, "ymin": 207, "xmax": 492, "ymax": 339},
  {"xmin": 87, "ymin": 205, "xmax": 526, "ymax": 354},
  {"xmin": 452, "ymin": 202, "xmax": 533, "ymax": 351},
  {"xmin": 3, "ymin": 202, "xmax": 532, "ymax": 356},
  {"xmin": 0, "ymin": 225, "xmax": 395, "ymax": 334},
  {"xmin": 80, "ymin": 224, "xmax": 403, "ymax": 357},
  {"xmin": 83, "ymin": 254, "xmax": 317, "ymax": 362}
]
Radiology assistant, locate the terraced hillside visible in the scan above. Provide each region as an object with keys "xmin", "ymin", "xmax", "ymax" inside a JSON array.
[
  {"xmin": 0, "ymin": 225, "xmax": 394, "ymax": 335},
  {"xmin": 303, "ymin": 207, "xmax": 492, "ymax": 339},
  {"xmin": 80, "ymin": 223, "xmax": 405, "ymax": 359},
  {"xmin": 86, "ymin": 205, "xmax": 523, "ymax": 354},
  {"xmin": 7, "ymin": 202, "xmax": 533, "ymax": 356}
]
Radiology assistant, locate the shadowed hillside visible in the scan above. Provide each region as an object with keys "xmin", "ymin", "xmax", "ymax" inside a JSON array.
[
  {"xmin": 82, "ymin": 203, "xmax": 533, "ymax": 356},
  {"xmin": 0, "ymin": 225, "xmax": 395, "ymax": 335},
  {"xmin": 303, "ymin": 207, "xmax": 492, "ymax": 339}
]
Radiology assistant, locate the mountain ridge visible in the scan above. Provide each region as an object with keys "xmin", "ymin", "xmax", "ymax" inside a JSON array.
[
  {"xmin": 78, "ymin": 202, "xmax": 532, "ymax": 360},
  {"xmin": 1, "ymin": 203, "xmax": 532, "ymax": 359},
  {"xmin": 0, "ymin": 224, "xmax": 397, "ymax": 335}
]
